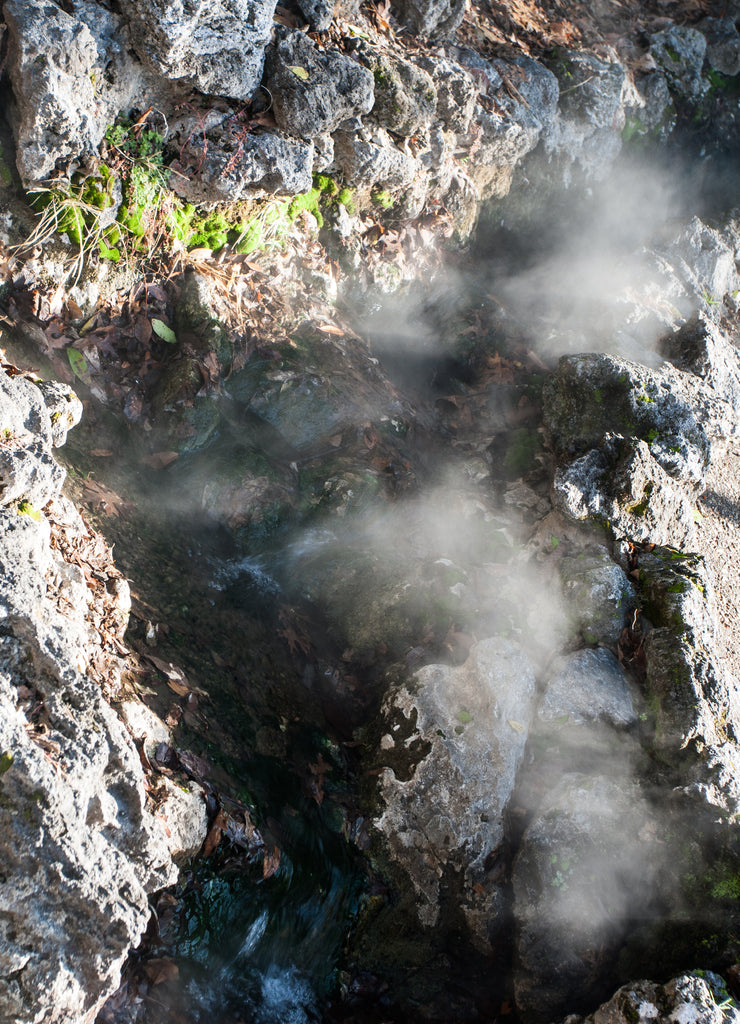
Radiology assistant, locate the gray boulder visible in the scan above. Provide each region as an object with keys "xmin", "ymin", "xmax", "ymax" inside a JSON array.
[
  {"xmin": 118, "ymin": 0, "xmax": 276, "ymax": 99},
  {"xmin": 650, "ymin": 26, "xmax": 710, "ymax": 104},
  {"xmin": 562, "ymin": 973, "xmax": 740, "ymax": 1024},
  {"xmin": 0, "ymin": 371, "xmax": 67, "ymax": 509},
  {"xmin": 539, "ymin": 648, "xmax": 637, "ymax": 728},
  {"xmin": 552, "ymin": 434, "xmax": 698, "ymax": 550},
  {"xmin": 265, "ymin": 31, "xmax": 375, "ymax": 138},
  {"xmin": 332, "ymin": 126, "xmax": 420, "ymax": 192},
  {"xmin": 416, "ymin": 54, "xmax": 477, "ymax": 133},
  {"xmin": 625, "ymin": 71, "xmax": 676, "ymax": 142},
  {"xmin": 0, "ymin": 363, "xmax": 192, "ymax": 1023},
  {"xmin": 553, "ymin": 50, "xmax": 627, "ymax": 133},
  {"xmin": 172, "ymin": 130, "xmax": 315, "ymax": 205},
  {"xmin": 699, "ymin": 17, "xmax": 740, "ymax": 76},
  {"xmin": 660, "ymin": 312, "xmax": 740, "ymax": 439},
  {"xmin": 392, "ymin": 0, "xmax": 467, "ymax": 40},
  {"xmin": 546, "ymin": 49, "xmax": 627, "ymax": 178},
  {"xmin": 544, "ymin": 353, "xmax": 710, "ymax": 488},
  {"xmin": 35, "ymin": 380, "xmax": 84, "ymax": 448},
  {"xmin": 295, "ymin": 0, "xmax": 334, "ymax": 31},
  {"xmin": 559, "ymin": 550, "xmax": 636, "ymax": 648},
  {"xmin": 367, "ymin": 52, "xmax": 437, "ymax": 137},
  {"xmin": 375, "ymin": 638, "xmax": 536, "ymax": 947},
  {"xmin": 460, "ymin": 55, "xmax": 559, "ymax": 197},
  {"xmin": 658, "ymin": 217, "xmax": 739, "ymax": 311},
  {"xmin": 3, "ymin": 0, "xmax": 104, "ymax": 184}
]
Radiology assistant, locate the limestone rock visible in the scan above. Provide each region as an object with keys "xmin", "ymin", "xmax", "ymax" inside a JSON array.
[
  {"xmin": 265, "ymin": 31, "xmax": 375, "ymax": 138},
  {"xmin": 458, "ymin": 55, "xmax": 558, "ymax": 197},
  {"xmin": 72, "ymin": 0, "xmax": 151, "ymax": 127},
  {"xmin": 375, "ymin": 638, "xmax": 537, "ymax": 946},
  {"xmin": 552, "ymin": 434, "xmax": 698, "ymax": 549},
  {"xmin": 699, "ymin": 17, "xmax": 740, "ymax": 76},
  {"xmin": 660, "ymin": 312, "xmax": 740, "ymax": 439},
  {"xmin": 559, "ymin": 551, "xmax": 636, "ymax": 648},
  {"xmin": 0, "ymin": 371, "xmax": 66, "ymax": 509},
  {"xmin": 332, "ymin": 126, "xmax": 420, "ymax": 192},
  {"xmin": 625, "ymin": 71, "xmax": 676, "ymax": 142},
  {"xmin": 659, "ymin": 217, "xmax": 739, "ymax": 310},
  {"xmin": 295, "ymin": 0, "xmax": 334, "ymax": 31},
  {"xmin": 172, "ymin": 130, "xmax": 315, "ymax": 205},
  {"xmin": 392, "ymin": 0, "xmax": 466, "ymax": 40},
  {"xmin": 539, "ymin": 648, "xmax": 637, "ymax": 727},
  {"xmin": 650, "ymin": 26, "xmax": 709, "ymax": 103},
  {"xmin": 35, "ymin": 380, "xmax": 83, "ymax": 448},
  {"xmin": 0, "ymin": 385, "xmax": 182, "ymax": 1021},
  {"xmin": 153, "ymin": 777, "xmax": 209, "ymax": 861},
  {"xmin": 367, "ymin": 52, "xmax": 437, "ymax": 137},
  {"xmin": 118, "ymin": 0, "xmax": 277, "ymax": 100},
  {"xmin": 543, "ymin": 353, "xmax": 710, "ymax": 488},
  {"xmin": 546, "ymin": 49, "xmax": 626, "ymax": 179},
  {"xmin": 416, "ymin": 54, "xmax": 477, "ymax": 133},
  {"xmin": 3, "ymin": 0, "xmax": 103, "ymax": 185},
  {"xmin": 562, "ymin": 973, "xmax": 740, "ymax": 1024},
  {"xmin": 552, "ymin": 50, "xmax": 627, "ymax": 133}
]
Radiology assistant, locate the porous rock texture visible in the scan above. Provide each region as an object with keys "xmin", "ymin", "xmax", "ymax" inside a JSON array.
[
  {"xmin": 4, "ymin": 0, "xmax": 724, "ymax": 223},
  {"xmin": 374, "ymin": 638, "xmax": 536, "ymax": 948},
  {"xmin": 562, "ymin": 973, "xmax": 740, "ymax": 1024},
  {"xmin": 0, "ymin": 366, "xmax": 198, "ymax": 1024},
  {"xmin": 117, "ymin": 0, "xmax": 277, "ymax": 100}
]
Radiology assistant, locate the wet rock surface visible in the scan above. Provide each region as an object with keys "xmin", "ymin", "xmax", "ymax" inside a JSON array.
[
  {"xmin": 4, "ymin": 0, "xmax": 740, "ymax": 1021},
  {"xmin": 374, "ymin": 639, "xmax": 536, "ymax": 944}
]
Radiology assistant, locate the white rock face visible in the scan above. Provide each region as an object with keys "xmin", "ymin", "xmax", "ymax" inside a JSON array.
[
  {"xmin": 0, "ymin": 367, "xmax": 198, "ymax": 1024},
  {"xmin": 374, "ymin": 638, "xmax": 536, "ymax": 947}
]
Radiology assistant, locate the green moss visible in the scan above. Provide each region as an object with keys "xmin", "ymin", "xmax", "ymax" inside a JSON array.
[
  {"xmin": 188, "ymin": 210, "xmax": 232, "ymax": 250},
  {"xmin": 337, "ymin": 187, "xmax": 356, "ymax": 214},
  {"xmin": 622, "ymin": 115, "xmax": 647, "ymax": 143},
  {"xmin": 372, "ymin": 189, "xmax": 395, "ymax": 210},
  {"xmin": 503, "ymin": 427, "xmax": 539, "ymax": 478},
  {"xmin": 17, "ymin": 500, "xmax": 41, "ymax": 522}
]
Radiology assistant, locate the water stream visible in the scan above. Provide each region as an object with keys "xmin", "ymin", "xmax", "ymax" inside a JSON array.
[{"xmin": 62, "ymin": 146, "xmax": 740, "ymax": 1022}]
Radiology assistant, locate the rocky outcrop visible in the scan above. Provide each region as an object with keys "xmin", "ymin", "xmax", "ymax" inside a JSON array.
[
  {"xmin": 0, "ymin": 365, "xmax": 204, "ymax": 1024},
  {"xmin": 3, "ymin": 0, "xmax": 731, "ymax": 247},
  {"xmin": 374, "ymin": 639, "xmax": 536, "ymax": 947},
  {"xmin": 117, "ymin": 0, "xmax": 276, "ymax": 99},
  {"xmin": 562, "ymin": 972, "xmax": 740, "ymax": 1024}
]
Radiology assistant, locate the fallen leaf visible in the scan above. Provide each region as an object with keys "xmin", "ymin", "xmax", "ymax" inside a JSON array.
[
  {"xmin": 134, "ymin": 317, "xmax": 153, "ymax": 345},
  {"xmin": 90, "ymin": 448, "xmax": 114, "ymax": 457},
  {"xmin": 152, "ymin": 318, "xmax": 177, "ymax": 344},
  {"xmin": 508, "ymin": 719, "xmax": 526, "ymax": 734},
  {"xmin": 317, "ymin": 322, "xmax": 345, "ymax": 335},
  {"xmin": 140, "ymin": 451, "xmax": 179, "ymax": 469},
  {"xmin": 201, "ymin": 810, "xmax": 228, "ymax": 858},
  {"xmin": 287, "ymin": 65, "xmax": 310, "ymax": 81},
  {"xmin": 67, "ymin": 348, "xmax": 89, "ymax": 378},
  {"xmin": 142, "ymin": 654, "xmax": 190, "ymax": 695},
  {"xmin": 263, "ymin": 845, "xmax": 281, "ymax": 879},
  {"xmin": 141, "ymin": 958, "xmax": 179, "ymax": 986}
]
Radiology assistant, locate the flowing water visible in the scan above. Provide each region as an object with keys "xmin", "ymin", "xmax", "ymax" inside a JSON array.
[{"xmin": 56, "ymin": 145, "xmax": 740, "ymax": 1022}]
